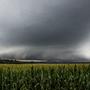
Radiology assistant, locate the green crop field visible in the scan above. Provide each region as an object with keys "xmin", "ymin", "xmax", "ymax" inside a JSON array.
[{"xmin": 0, "ymin": 64, "xmax": 90, "ymax": 90}]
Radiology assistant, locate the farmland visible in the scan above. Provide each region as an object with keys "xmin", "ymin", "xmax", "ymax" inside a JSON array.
[{"xmin": 0, "ymin": 64, "xmax": 90, "ymax": 90}]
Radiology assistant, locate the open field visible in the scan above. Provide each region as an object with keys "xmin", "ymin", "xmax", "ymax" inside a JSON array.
[{"xmin": 0, "ymin": 64, "xmax": 90, "ymax": 90}]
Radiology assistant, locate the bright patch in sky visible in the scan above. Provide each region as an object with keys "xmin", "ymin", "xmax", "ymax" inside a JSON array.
[{"xmin": 76, "ymin": 42, "xmax": 90, "ymax": 59}]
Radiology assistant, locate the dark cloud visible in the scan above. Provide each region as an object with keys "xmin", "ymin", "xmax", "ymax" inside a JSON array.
[
  {"xmin": 2, "ymin": 0, "xmax": 90, "ymax": 47},
  {"xmin": 0, "ymin": 0, "xmax": 90, "ymax": 60}
]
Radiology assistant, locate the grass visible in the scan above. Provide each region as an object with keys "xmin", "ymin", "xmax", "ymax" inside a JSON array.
[{"xmin": 0, "ymin": 64, "xmax": 90, "ymax": 90}]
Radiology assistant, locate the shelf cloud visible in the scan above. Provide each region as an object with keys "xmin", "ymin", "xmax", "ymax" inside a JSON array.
[{"xmin": 0, "ymin": 0, "xmax": 90, "ymax": 60}]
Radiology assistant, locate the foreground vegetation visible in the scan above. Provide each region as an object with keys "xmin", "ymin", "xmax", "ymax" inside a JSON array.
[{"xmin": 0, "ymin": 64, "xmax": 90, "ymax": 90}]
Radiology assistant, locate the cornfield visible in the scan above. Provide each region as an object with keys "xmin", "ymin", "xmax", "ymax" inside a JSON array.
[{"xmin": 0, "ymin": 64, "xmax": 90, "ymax": 90}]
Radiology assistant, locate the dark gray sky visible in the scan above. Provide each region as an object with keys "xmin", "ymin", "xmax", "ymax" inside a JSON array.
[{"xmin": 0, "ymin": 0, "xmax": 90, "ymax": 60}]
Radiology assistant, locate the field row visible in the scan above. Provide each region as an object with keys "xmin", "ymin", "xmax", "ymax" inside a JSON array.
[{"xmin": 0, "ymin": 64, "xmax": 90, "ymax": 90}]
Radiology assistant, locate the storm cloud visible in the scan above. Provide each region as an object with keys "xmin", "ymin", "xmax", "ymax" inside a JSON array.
[{"xmin": 0, "ymin": 0, "xmax": 90, "ymax": 60}]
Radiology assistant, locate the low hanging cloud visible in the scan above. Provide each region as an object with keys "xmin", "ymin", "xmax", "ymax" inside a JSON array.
[{"xmin": 0, "ymin": 0, "xmax": 90, "ymax": 60}]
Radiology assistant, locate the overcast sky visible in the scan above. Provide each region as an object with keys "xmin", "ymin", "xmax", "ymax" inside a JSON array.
[{"xmin": 0, "ymin": 0, "xmax": 90, "ymax": 60}]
